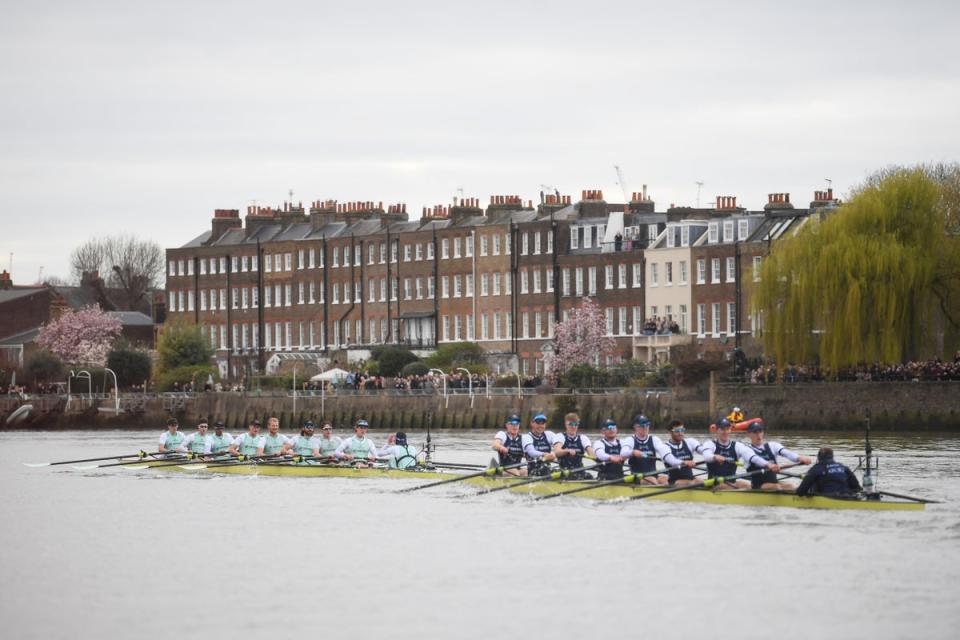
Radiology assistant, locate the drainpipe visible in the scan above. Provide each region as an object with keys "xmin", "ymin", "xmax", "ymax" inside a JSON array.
[
  {"xmin": 257, "ymin": 239, "xmax": 264, "ymax": 373},
  {"xmin": 471, "ymin": 228, "xmax": 477, "ymax": 342}
]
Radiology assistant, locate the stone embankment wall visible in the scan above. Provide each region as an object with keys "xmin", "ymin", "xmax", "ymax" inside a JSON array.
[{"xmin": 711, "ymin": 381, "xmax": 960, "ymax": 430}]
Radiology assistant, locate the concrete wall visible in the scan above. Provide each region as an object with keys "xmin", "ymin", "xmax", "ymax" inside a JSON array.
[{"xmin": 712, "ymin": 381, "xmax": 960, "ymax": 430}]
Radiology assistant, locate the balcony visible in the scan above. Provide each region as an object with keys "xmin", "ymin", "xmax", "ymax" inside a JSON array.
[{"xmin": 632, "ymin": 333, "xmax": 693, "ymax": 364}]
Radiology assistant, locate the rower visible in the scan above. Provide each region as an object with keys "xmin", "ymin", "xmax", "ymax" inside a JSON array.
[
  {"xmin": 662, "ymin": 420, "xmax": 704, "ymax": 486},
  {"xmin": 318, "ymin": 421, "xmax": 341, "ymax": 459},
  {"xmin": 262, "ymin": 416, "xmax": 289, "ymax": 457},
  {"xmin": 701, "ymin": 418, "xmax": 754, "ymax": 490},
  {"xmin": 287, "ymin": 421, "xmax": 321, "ymax": 462},
  {"xmin": 627, "ymin": 414, "xmax": 669, "ymax": 485},
  {"xmin": 158, "ymin": 417, "xmax": 186, "ymax": 456},
  {"xmin": 182, "ymin": 418, "xmax": 213, "ymax": 457},
  {"xmin": 209, "ymin": 421, "xmax": 234, "ymax": 455},
  {"xmin": 593, "ymin": 418, "xmax": 627, "ymax": 481},
  {"xmin": 335, "ymin": 418, "xmax": 378, "ymax": 463},
  {"xmin": 744, "ymin": 421, "xmax": 812, "ymax": 490},
  {"xmin": 727, "ymin": 407, "xmax": 745, "ymax": 423},
  {"xmin": 492, "ymin": 413, "xmax": 527, "ymax": 477},
  {"xmin": 229, "ymin": 419, "xmax": 265, "ymax": 456},
  {"xmin": 521, "ymin": 412, "xmax": 557, "ymax": 477},
  {"xmin": 379, "ymin": 432, "xmax": 419, "ymax": 469},
  {"xmin": 552, "ymin": 412, "xmax": 595, "ymax": 479},
  {"xmin": 796, "ymin": 448, "xmax": 862, "ymax": 497}
]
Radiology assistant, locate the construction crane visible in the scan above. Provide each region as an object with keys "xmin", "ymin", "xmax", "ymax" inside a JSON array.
[{"xmin": 614, "ymin": 165, "xmax": 629, "ymax": 202}]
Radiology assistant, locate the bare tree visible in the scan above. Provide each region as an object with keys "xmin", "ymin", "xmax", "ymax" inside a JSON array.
[{"xmin": 70, "ymin": 235, "xmax": 164, "ymax": 308}]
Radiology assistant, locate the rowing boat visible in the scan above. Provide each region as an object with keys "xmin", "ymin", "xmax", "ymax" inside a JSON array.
[{"xmin": 131, "ymin": 459, "xmax": 926, "ymax": 510}]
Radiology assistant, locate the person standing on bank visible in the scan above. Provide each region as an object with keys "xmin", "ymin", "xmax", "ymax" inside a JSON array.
[
  {"xmin": 182, "ymin": 418, "xmax": 213, "ymax": 457},
  {"xmin": 594, "ymin": 418, "xmax": 627, "ymax": 481},
  {"xmin": 521, "ymin": 413, "xmax": 557, "ymax": 476},
  {"xmin": 744, "ymin": 421, "xmax": 812, "ymax": 490},
  {"xmin": 493, "ymin": 414, "xmax": 527, "ymax": 477},
  {"xmin": 796, "ymin": 448, "xmax": 862, "ymax": 496},
  {"xmin": 662, "ymin": 420, "xmax": 705, "ymax": 486},
  {"xmin": 627, "ymin": 415, "xmax": 669, "ymax": 485},
  {"xmin": 552, "ymin": 412, "xmax": 595, "ymax": 479},
  {"xmin": 158, "ymin": 417, "xmax": 186, "ymax": 455}
]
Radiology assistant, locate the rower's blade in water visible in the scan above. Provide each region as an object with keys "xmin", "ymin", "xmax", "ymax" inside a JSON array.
[{"xmin": 23, "ymin": 462, "xmax": 51, "ymax": 468}]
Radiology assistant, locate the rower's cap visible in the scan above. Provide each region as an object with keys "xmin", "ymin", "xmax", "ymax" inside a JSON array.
[
  {"xmin": 633, "ymin": 414, "xmax": 651, "ymax": 428},
  {"xmin": 395, "ymin": 432, "xmax": 407, "ymax": 445},
  {"xmin": 166, "ymin": 417, "xmax": 178, "ymax": 426},
  {"xmin": 506, "ymin": 413, "xmax": 521, "ymax": 424},
  {"xmin": 251, "ymin": 419, "xmax": 262, "ymax": 427},
  {"xmin": 602, "ymin": 418, "xmax": 618, "ymax": 430},
  {"xmin": 746, "ymin": 420, "xmax": 765, "ymax": 433},
  {"xmin": 356, "ymin": 419, "xmax": 370, "ymax": 428},
  {"xmin": 717, "ymin": 418, "xmax": 732, "ymax": 429},
  {"xmin": 214, "ymin": 421, "xmax": 225, "ymax": 428},
  {"xmin": 303, "ymin": 421, "xmax": 316, "ymax": 429},
  {"xmin": 533, "ymin": 413, "xmax": 548, "ymax": 423}
]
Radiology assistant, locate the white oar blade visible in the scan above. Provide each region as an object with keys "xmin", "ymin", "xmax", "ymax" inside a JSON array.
[
  {"xmin": 72, "ymin": 464, "xmax": 100, "ymax": 471},
  {"xmin": 119, "ymin": 464, "xmax": 151, "ymax": 470},
  {"xmin": 23, "ymin": 462, "xmax": 51, "ymax": 468},
  {"xmin": 178, "ymin": 464, "xmax": 207, "ymax": 470}
]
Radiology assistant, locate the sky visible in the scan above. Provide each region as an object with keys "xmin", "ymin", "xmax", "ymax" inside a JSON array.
[{"xmin": 1, "ymin": 0, "xmax": 958, "ymax": 284}]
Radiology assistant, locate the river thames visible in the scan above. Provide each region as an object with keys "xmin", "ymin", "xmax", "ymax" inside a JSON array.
[{"xmin": 1, "ymin": 429, "xmax": 958, "ymax": 640}]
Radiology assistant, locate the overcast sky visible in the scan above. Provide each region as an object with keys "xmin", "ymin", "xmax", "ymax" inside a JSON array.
[{"xmin": 2, "ymin": 0, "xmax": 958, "ymax": 284}]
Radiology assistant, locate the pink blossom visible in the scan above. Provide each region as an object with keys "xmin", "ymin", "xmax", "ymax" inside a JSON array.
[
  {"xmin": 546, "ymin": 297, "xmax": 617, "ymax": 379},
  {"xmin": 36, "ymin": 305, "xmax": 122, "ymax": 366}
]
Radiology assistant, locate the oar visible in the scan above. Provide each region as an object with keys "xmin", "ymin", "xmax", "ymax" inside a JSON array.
[
  {"xmin": 875, "ymin": 490, "xmax": 940, "ymax": 504},
  {"xmin": 473, "ymin": 462, "xmax": 605, "ymax": 496},
  {"xmin": 623, "ymin": 463, "xmax": 803, "ymax": 502},
  {"xmin": 122, "ymin": 454, "xmax": 239, "ymax": 471},
  {"xmin": 25, "ymin": 450, "xmax": 163, "ymax": 468},
  {"xmin": 73, "ymin": 454, "xmax": 189, "ymax": 470},
  {"xmin": 534, "ymin": 465, "xmax": 689, "ymax": 502},
  {"xmin": 396, "ymin": 461, "xmax": 527, "ymax": 493}
]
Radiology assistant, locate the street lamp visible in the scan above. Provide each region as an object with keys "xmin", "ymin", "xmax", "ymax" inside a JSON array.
[
  {"xmin": 103, "ymin": 368, "xmax": 119, "ymax": 414},
  {"xmin": 428, "ymin": 368, "xmax": 447, "ymax": 409}
]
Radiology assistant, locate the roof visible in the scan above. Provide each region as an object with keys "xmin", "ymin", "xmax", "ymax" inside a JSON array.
[
  {"xmin": 106, "ymin": 311, "xmax": 154, "ymax": 326},
  {"xmin": 0, "ymin": 288, "xmax": 45, "ymax": 304},
  {"xmin": 51, "ymin": 286, "xmax": 102, "ymax": 309},
  {"xmin": 0, "ymin": 327, "xmax": 40, "ymax": 346}
]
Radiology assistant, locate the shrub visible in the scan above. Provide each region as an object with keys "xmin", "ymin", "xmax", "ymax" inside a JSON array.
[
  {"xmin": 400, "ymin": 361, "xmax": 430, "ymax": 377},
  {"xmin": 106, "ymin": 347, "xmax": 152, "ymax": 388},
  {"xmin": 156, "ymin": 365, "xmax": 218, "ymax": 391},
  {"xmin": 559, "ymin": 364, "xmax": 611, "ymax": 388},
  {"xmin": 157, "ymin": 321, "xmax": 213, "ymax": 371},
  {"xmin": 25, "ymin": 350, "xmax": 65, "ymax": 383},
  {"xmin": 426, "ymin": 342, "xmax": 485, "ymax": 370},
  {"xmin": 372, "ymin": 346, "xmax": 419, "ymax": 377}
]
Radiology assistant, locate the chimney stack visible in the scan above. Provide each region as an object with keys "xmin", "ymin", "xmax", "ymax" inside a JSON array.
[
  {"xmin": 0, "ymin": 270, "xmax": 12, "ymax": 290},
  {"xmin": 206, "ymin": 208, "xmax": 241, "ymax": 245}
]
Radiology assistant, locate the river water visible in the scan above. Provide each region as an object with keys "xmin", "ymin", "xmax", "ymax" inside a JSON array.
[{"xmin": 1, "ymin": 429, "xmax": 959, "ymax": 640}]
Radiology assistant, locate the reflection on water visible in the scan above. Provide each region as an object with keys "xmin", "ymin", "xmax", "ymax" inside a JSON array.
[{"xmin": 1, "ymin": 429, "xmax": 959, "ymax": 640}]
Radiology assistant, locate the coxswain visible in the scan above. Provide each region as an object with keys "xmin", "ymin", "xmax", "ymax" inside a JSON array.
[
  {"xmin": 182, "ymin": 418, "xmax": 213, "ymax": 457},
  {"xmin": 521, "ymin": 412, "xmax": 557, "ymax": 477},
  {"xmin": 335, "ymin": 418, "xmax": 378, "ymax": 463},
  {"xmin": 796, "ymin": 448, "xmax": 862, "ymax": 497},
  {"xmin": 158, "ymin": 417, "xmax": 186, "ymax": 456},
  {"xmin": 379, "ymin": 432, "xmax": 419, "ymax": 469},
  {"xmin": 662, "ymin": 420, "xmax": 705, "ymax": 486},
  {"xmin": 744, "ymin": 421, "xmax": 812, "ymax": 490},
  {"xmin": 593, "ymin": 418, "xmax": 627, "ymax": 481},
  {"xmin": 318, "ymin": 421, "xmax": 341, "ymax": 459},
  {"xmin": 229, "ymin": 419, "xmax": 265, "ymax": 456},
  {"xmin": 286, "ymin": 421, "xmax": 321, "ymax": 462},
  {"xmin": 552, "ymin": 412, "xmax": 595, "ymax": 479},
  {"xmin": 700, "ymin": 418, "xmax": 754, "ymax": 490},
  {"xmin": 209, "ymin": 421, "xmax": 234, "ymax": 455},
  {"xmin": 626, "ymin": 414, "xmax": 669, "ymax": 485},
  {"xmin": 262, "ymin": 416, "xmax": 289, "ymax": 457},
  {"xmin": 727, "ymin": 407, "xmax": 745, "ymax": 423},
  {"xmin": 492, "ymin": 413, "xmax": 527, "ymax": 477}
]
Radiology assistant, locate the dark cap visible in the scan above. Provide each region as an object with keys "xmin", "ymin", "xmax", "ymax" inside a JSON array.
[
  {"xmin": 532, "ymin": 413, "xmax": 547, "ymax": 423},
  {"xmin": 602, "ymin": 418, "xmax": 618, "ymax": 430},
  {"xmin": 395, "ymin": 432, "xmax": 407, "ymax": 445},
  {"xmin": 214, "ymin": 421, "xmax": 225, "ymax": 429},
  {"xmin": 746, "ymin": 420, "xmax": 765, "ymax": 433},
  {"xmin": 356, "ymin": 419, "xmax": 370, "ymax": 428},
  {"xmin": 506, "ymin": 413, "xmax": 521, "ymax": 424},
  {"xmin": 632, "ymin": 414, "xmax": 651, "ymax": 428},
  {"xmin": 166, "ymin": 417, "xmax": 178, "ymax": 426},
  {"xmin": 250, "ymin": 419, "xmax": 262, "ymax": 427},
  {"xmin": 303, "ymin": 421, "xmax": 316, "ymax": 430},
  {"xmin": 717, "ymin": 418, "xmax": 732, "ymax": 429}
]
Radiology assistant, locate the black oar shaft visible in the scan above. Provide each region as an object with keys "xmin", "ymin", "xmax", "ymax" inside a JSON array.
[
  {"xmin": 624, "ymin": 463, "xmax": 803, "ymax": 502},
  {"xmin": 397, "ymin": 461, "xmax": 527, "ymax": 493},
  {"xmin": 41, "ymin": 451, "xmax": 162, "ymax": 466},
  {"xmin": 474, "ymin": 462, "xmax": 603, "ymax": 496}
]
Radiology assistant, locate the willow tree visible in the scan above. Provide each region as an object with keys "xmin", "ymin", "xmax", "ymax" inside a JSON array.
[{"xmin": 752, "ymin": 166, "xmax": 960, "ymax": 374}]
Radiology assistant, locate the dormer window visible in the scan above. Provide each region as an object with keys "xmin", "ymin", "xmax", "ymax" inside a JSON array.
[
  {"xmin": 723, "ymin": 221, "xmax": 734, "ymax": 243},
  {"xmin": 666, "ymin": 228, "xmax": 675, "ymax": 248},
  {"xmin": 648, "ymin": 224, "xmax": 659, "ymax": 243},
  {"xmin": 738, "ymin": 219, "xmax": 749, "ymax": 241},
  {"xmin": 708, "ymin": 223, "xmax": 719, "ymax": 243},
  {"xmin": 681, "ymin": 226, "xmax": 690, "ymax": 247}
]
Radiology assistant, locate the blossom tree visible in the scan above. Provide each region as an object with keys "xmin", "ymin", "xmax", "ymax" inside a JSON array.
[
  {"xmin": 36, "ymin": 305, "xmax": 122, "ymax": 367},
  {"xmin": 545, "ymin": 297, "xmax": 617, "ymax": 379}
]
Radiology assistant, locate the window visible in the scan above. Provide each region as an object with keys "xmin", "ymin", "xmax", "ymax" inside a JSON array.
[
  {"xmin": 318, "ymin": 282, "xmax": 325, "ymax": 303},
  {"xmin": 492, "ymin": 234, "xmax": 501, "ymax": 256},
  {"xmin": 427, "ymin": 277, "xmax": 435, "ymax": 298},
  {"xmin": 230, "ymin": 257, "xmax": 238, "ymax": 273},
  {"xmin": 184, "ymin": 260, "xmax": 193, "ymax": 276},
  {"xmin": 285, "ymin": 284, "xmax": 292, "ymax": 307},
  {"xmin": 454, "ymin": 315, "xmax": 462, "ymax": 340},
  {"xmin": 723, "ymin": 221, "xmax": 734, "ymax": 243},
  {"xmin": 534, "ymin": 232, "xmax": 541, "ymax": 255},
  {"xmin": 356, "ymin": 319, "xmax": 362, "ymax": 343},
  {"xmin": 466, "ymin": 235, "xmax": 473, "ymax": 257},
  {"xmin": 619, "ymin": 307, "xmax": 627, "ymax": 335},
  {"xmin": 264, "ymin": 286, "xmax": 272, "ymax": 308},
  {"xmin": 252, "ymin": 255, "xmax": 258, "ymax": 271},
  {"xmin": 219, "ymin": 289, "xmax": 226, "ymax": 310},
  {"xmin": 309, "ymin": 282, "xmax": 316, "ymax": 303},
  {"xmin": 219, "ymin": 257, "xmax": 227, "ymax": 274},
  {"xmin": 390, "ymin": 241, "xmax": 397, "ymax": 264},
  {"xmin": 453, "ymin": 275, "xmax": 462, "ymax": 298},
  {"xmin": 726, "ymin": 257, "xmax": 736, "ymax": 282},
  {"xmin": 404, "ymin": 245, "xmax": 412, "ymax": 262},
  {"xmin": 632, "ymin": 264, "xmax": 642, "ymax": 288},
  {"xmin": 633, "ymin": 306, "xmax": 642, "ymax": 336},
  {"xmin": 380, "ymin": 278, "xmax": 386, "ymax": 302},
  {"xmin": 415, "ymin": 243, "xmax": 423, "ymax": 261},
  {"xmin": 575, "ymin": 268, "xmax": 584, "ymax": 296},
  {"xmin": 546, "ymin": 270, "xmax": 554, "ymax": 292},
  {"xmin": 618, "ymin": 264, "xmax": 627, "ymax": 289},
  {"xmin": 562, "ymin": 268, "xmax": 571, "ymax": 296},
  {"xmin": 209, "ymin": 289, "xmax": 217, "ymax": 310},
  {"xmin": 481, "ymin": 313, "xmax": 489, "ymax": 340},
  {"xmin": 521, "ymin": 312, "xmax": 530, "ymax": 338},
  {"xmin": 753, "ymin": 256, "xmax": 762, "ymax": 282},
  {"xmin": 332, "ymin": 247, "xmax": 339, "ymax": 268},
  {"xmin": 708, "ymin": 223, "xmax": 719, "ymax": 244},
  {"xmin": 442, "ymin": 316, "xmax": 450, "ymax": 341},
  {"xmin": 520, "ymin": 270, "xmax": 529, "ymax": 294},
  {"xmin": 442, "ymin": 276, "xmax": 450, "ymax": 298},
  {"xmin": 208, "ymin": 325, "xmax": 216, "ymax": 349},
  {"xmin": 679, "ymin": 261, "xmax": 688, "ymax": 285},
  {"xmin": 426, "ymin": 242, "xmax": 434, "ymax": 260},
  {"xmin": 533, "ymin": 270, "xmax": 541, "ymax": 293},
  {"xmin": 285, "ymin": 253, "xmax": 292, "ymax": 271},
  {"xmin": 605, "ymin": 308, "xmax": 614, "ymax": 335},
  {"xmin": 738, "ymin": 219, "xmax": 749, "ymax": 241},
  {"xmin": 712, "ymin": 303, "xmax": 721, "ymax": 336},
  {"xmin": 521, "ymin": 232, "xmax": 529, "ymax": 255},
  {"xmin": 728, "ymin": 302, "xmax": 736, "ymax": 335},
  {"xmin": 480, "ymin": 274, "xmax": 489, "ymax": 296},
  {"xmin": 504, "ymin": 233, "xmax": 511, "ymax": 255},
  {"xmin": 480, "ymin": 235, "xmax": 488, "ymax": 256},
  {"xmin": 297, "ymin": 250, "xmax": 304, "ymax": 270},
  {"xmin": 712, "ymin": 258, "xmax": 721, "ymax": 284},
  {"xmin": 241, "ymin": 288, "xmax": 248, "ymax": 309},
  {"xmin": 186, "ymin": 291, "xmax": 195, "ymax": 312},
  {"xmin": 697, "ymin": 259, "xmax": 706, "ymax": 284},
  {"xmin": 168, "ymin": 291, "xmax": 177, "ymax": 312},
  {"xmin": 343, "ymin": 246, "xmax": 350, "ymax": 267},
  {"xmin": 493, "ymin": 273, "xmax": 501, "ymax": 296},
  {"xmin": 441, "ymin": 238, "xmax": 449, "ymax": 259},
  {"xmin": 168, "ymin": 260, "xmax": 176, "ymax": 276},
  {"xmin": 605, "ymin": 265, "xmax": 614, "ymax": 289},
  {"xmin": 570, "ymin": 228, "xmax": 579, "ymax": 250},
  {"xmin": 666, "ymin": 229, "xmax": 675, "ymax": 248},
  {"xmin": 332, "ymin": 283, "xmax": 339, "ymax": 304},
  {"xmin": 681, "ymin": 226, "xmax": 690, "ymax": 247},
  {"xmin": 378, "ymin": 243, "xmax": 386, "ymax": 264},
  {"xmin": 453, "ymin": 237, "xmax": 461, "ymax": 258},
  {"xmin": 588, "ymin": 267, "xmax": 597, "ymax": 295},
  {"xmin": 466, "ymin": 274, "xmax": 474, "ymax": 297},
  {"xmin": 200, "ymin": 290, "xmax": 207, "ymax": 311},
  {"xmin": 231, "ymin": 288, "xmax": 239, "ymax": 309},
  {"xmin": 650, "ymin": 305, "xmax": 657, "ymax": 319},
  {"xmin": 666, "ymin": 262, "xmax": 673, "ymax": 285},
  {"xmin": 650, "ymin": 263, "xmax": 659, "ymax": 286},
  {"xmin": 546, "ymin": 232, "xmax": 553, "ymax": 254},
  {"xmin": 493, "ymin": 313, "xmax": 501, "ymax": 340},
  {"xmin": 318, "ymin": 248, "xmax": 324, "ymax": 267},
  {"xmin": 404, "ymin": 278, "xmax": 412, "ymax": 300},
  {"xmin": 696, "ymin": 304, "xmax": 706, "ymax": 336},
  {"xmin": 370, "ymin": 320, "xmax": 378, "ymax": 344},
  {"xmin": 309, "ymin": 248, "xmax": 316, "ymax": 268},
  {"xmin": 534, "ymin": 312, "xmax": 542, "ymax": 337},
  {"xmin": 298, "ymin": 282, "xmax": 305, "ymax": 304},
  {"xmin": 210, "ymin": 258, "xmax": 218, "ymax": 274},
  {"xmin": 416, "ymin": 278, "xmax": 424, "ymax": 299},
  {"xmin": 504, "ymin": 272, "xmax": 512, "ymax": 295},
  {"xmin": 368, "ymin": 245, "xmax": 376, "ymax": 265}
]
